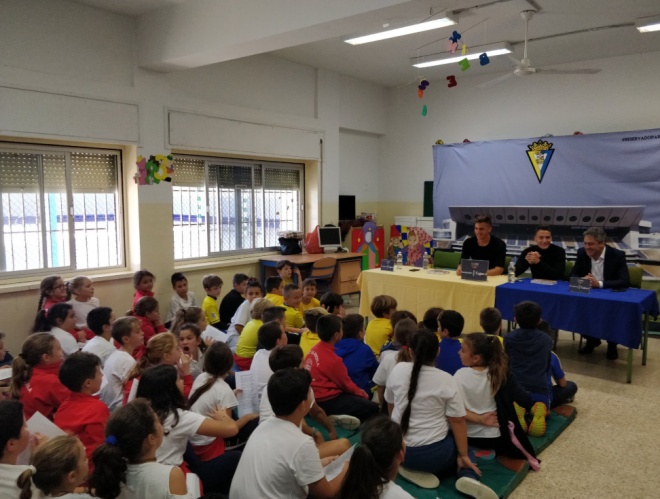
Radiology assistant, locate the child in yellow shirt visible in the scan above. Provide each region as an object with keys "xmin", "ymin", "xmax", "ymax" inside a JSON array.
[
  {"xmin": 299, "ymin": 307, "xmax": 328, "ymax": 357},
  {"xmin": 282, "ymin": 284, "xmax": 306, "ymax": 333},
  {"xmin": 480, "ymin": 306, "xmax": 505, "ymax": 344},
  {"xmin": 276, "ymin": 259, "xmax": 301, "ymax": 287},
  {"xmin": 201, "ymin": 274, "xmax": 223, "ymax": 328},
  {"xmin": 264, "ymin": 276, "xmax": 284, "ymax": 307},
  {"xmin": 298, "ymin": 278, "xmax": 320, "ymax": 314},
  {"xmin": 365, "ymin": 295, "xmax": 397, "ymax": 359},
  {"xmin": 234, "ymin": 297, "xmax": 273, "ymax": 370}
]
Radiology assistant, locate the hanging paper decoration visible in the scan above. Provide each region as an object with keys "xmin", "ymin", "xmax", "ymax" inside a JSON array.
[
  {"xmin": 458, "ymin": 58, "xmax": 470, "ymax": 71},
  {"xmin": 447, "ymin": 75, "xmax": 457, "ymax": 88},
  {"xmin": 422, "ymin": 104, "xmax": 428, "ymax": 116},
  {"xmin": 134, "ymin": 155, "xmax": 174, "ymax": 185},
  {"xmin": 435, "ymin": 140, "xmax": 444, "ymax": 145},
  {"xmin": 462, "ymin": 44, "xmax": 467, "ymax": 55},
  {"xmin": 448, "ymin": 39, "xmax": 458, "ymax": 53},
  {"xmin": 418, "ymin": 87, "xmax": 424, "ymax": 98},
  {"xmin": 479, "ymin": 53, "xmax": 490, "ymax": 66}
]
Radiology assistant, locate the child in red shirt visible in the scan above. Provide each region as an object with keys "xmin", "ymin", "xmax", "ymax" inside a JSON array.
[
  {"xmin": 132, "ymin": 269, "xmax": 156, "ymax": 308},
  {"xmin": 130, "ymin": 296, "xmax": 167, "ymax": 358},
  {"xmin": 54, "ymin": 352, "xmax": 109, "ymax": 469},
  {"xmin": 38, "ymin": 275, "xmax": 84, "ymax": 342},
  {"xmin": 304, "ymin": 315, "xmax": 379, "ymax": 425},
  {"xmin": 9, "ymin": 333, "xmax": 69, "ymax": 420}
]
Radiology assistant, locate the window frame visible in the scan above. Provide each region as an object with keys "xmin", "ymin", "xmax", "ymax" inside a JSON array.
[
  {"xmin": 173, "ymin": 154, "xmax": 305, "ymax": 261},
  {"xmin": 0, "ymin": 142, "xmax": 125, "ymax": 279}
]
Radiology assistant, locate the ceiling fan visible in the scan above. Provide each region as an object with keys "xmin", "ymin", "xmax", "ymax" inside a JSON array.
[{"xmin": 478, "ymin": 10, "xmax": 602, "ymax": 88}]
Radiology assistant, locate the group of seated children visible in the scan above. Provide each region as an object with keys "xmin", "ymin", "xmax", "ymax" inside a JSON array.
[{"xmin": 0, "ymin": 256, "xmax": 577, "ymax": 499}]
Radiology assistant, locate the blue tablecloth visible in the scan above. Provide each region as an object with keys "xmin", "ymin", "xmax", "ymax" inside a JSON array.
[{"xmin": 494, "ymin": 279, "xmax": 660, "ymax": 349}]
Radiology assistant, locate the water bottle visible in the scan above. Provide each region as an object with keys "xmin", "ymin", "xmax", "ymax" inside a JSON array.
[
  {"xmin": 508, "ymin": 261, "xmax": 516, "ymax": 283},
  {"xmin": 396, "ymin": 252, "xmax": 403, "ymax": 269},
  {"xmin": 423, "ymin": 254, "xmax": 429, "ymax": 270}
]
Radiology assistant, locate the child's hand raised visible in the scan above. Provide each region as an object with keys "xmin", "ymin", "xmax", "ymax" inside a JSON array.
[
  {"xmin": 203, "ymin": 337, "xmax": 216, "ymax": 348},
  {"xmin": 179, "ymin": 350, "xmax": 192, "ymax": 376}
]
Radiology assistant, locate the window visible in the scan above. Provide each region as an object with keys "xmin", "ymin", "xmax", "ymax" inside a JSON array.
[
  {"xmin": 173, "ymin": 156, "xmax": 304, "ymax": 260},
  {"xmin": 0, "ymin": 144, "xmax": 123, "ymax": 275}
]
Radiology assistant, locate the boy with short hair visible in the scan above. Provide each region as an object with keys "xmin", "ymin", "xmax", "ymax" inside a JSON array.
[
  {"xmin": 537, "ymin": 321, "xmax": 578, "ymax": 408},
  {"xmin": 100, "ymin": 317, "xmax": 144, "ymax": 412},
  {"xmin": 81, "ymin": 307, "xmax": 116, "ymax": 367},
  {"xmin": 54, "ymin": 352, "xmax": 109, "ymax": 465},
  {"xmin": 305, "ymin": 315, "xmax": 379, "ymax": 424},
  {"xmin": 435, "ymin": 310, "xmax": 465, "ymax": 375},
  {"xmin": 165, "ymin": 272, "xmax": 198, "ymax": 328},
  {"xmin": 479, "ymin": 307, "xmax": 504, "ymax": 344},
  {"xmin": 335, "ymin": 314, "xmax": 379, "ymax": 397},
  {"xmin": 219, "ymin": 273, "xmax": 249, "ymax": 330},
  {"xmin": 250, "ymin": 321, "xmax": 288, "ymax": 402},
  {"xmin": 365, "ymin": 295, "xmax": 397, "ymax": 359},
  {"xmin": 505, "ymin": 301, "xmax": 553, "ymax": 437},
  {"xmin": 263, "ymin": 306, "xmax": 297, "ymax": 346},
  {"xmin": 230, "ymin": 368, "xmax": 348, "ymax": 499},
  {"xmin": 201, "ymin": 274, "xmax": 223, "ymax": 328},
  {"xmin": 300, "ymin": 307, "xmax": 328, "ymax": 357},
  {"xmin": 276, "ymin": 260, "xmax": 301, "ymax": 287},
  {"xmin": 320, "ymin": 292, "xmax": 345, "ymax": 317},
  {"xmin": 298, "ymin": 278, "xmax": 320, "ymax": 314},
  {"xmin": 264, "ymin": 276, "xmax": 285, "ymax": 307},
  {"xmin": 282, "ymin": 284, "xmax": 306, "ymax": 333}
]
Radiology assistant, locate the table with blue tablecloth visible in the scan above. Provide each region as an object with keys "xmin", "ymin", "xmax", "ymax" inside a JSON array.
[{"xmin": 495, "ymin": 278, "xmax": 660, "ymax": 382}]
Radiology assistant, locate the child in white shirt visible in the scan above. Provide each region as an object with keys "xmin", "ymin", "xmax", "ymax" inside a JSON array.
[
  {"xmin": 67, "ymin": 275, "xmax": 100, "ymax": 330},
  {"xmin": 177, "ymin": 323, "xmax": 209, "ymax": 379},
  {"xmin": 82, "ymin": 307, "xmax": 116, "ymax": 367},
  {"xmin": 226, "ymin": 280, "xmax": 263, "ymax": 350},
  {"xmin": 373, "ymin": 318, "xmax": 416, "ymax": 411},
  {"xmin": 250, "ymin": 320, "xmax": 288, "ymax": 402},
  {"xmin": 165, "ymin": 273, "xmax": 198, "ymax": 327},
  {"xmin": 0, "ymin": 400, "xmax": 40, "ymax": 499},
  {"xmin": 32, "ymin": 302, "xmax": 79, "ymax": 358}
]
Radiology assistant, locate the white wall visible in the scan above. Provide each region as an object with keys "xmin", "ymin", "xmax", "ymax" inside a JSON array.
[
  {"xmin": 339, "ymin": 129, "xmax": 381, "ymax": 203},
  {"xmin": 380, "ymin": 52, "xmax": 660, "ymax": 205}
]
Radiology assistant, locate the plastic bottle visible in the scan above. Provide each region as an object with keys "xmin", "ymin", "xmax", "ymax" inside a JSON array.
[
  {"xmin": 508, "ymin": 261, "xmax": 516, "ymax": 283},
  {"xmin": 396, "ymin": 252, "xmax": 403, "ymax": 269},
  {"xmin": 423, "ymin": 254, "xmax": 429, "ymax": 270}
]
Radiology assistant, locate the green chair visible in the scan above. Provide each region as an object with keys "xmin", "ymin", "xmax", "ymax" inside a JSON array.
[
  {"xmin": 628, "ymin": 266, "xmax": 643, "ymax": 289},
  {"xmin": 563, "ymin": 261, "xmax": 574, "ymax": 281},
  {"xmin": 433, "ymin": 251, "xmax": 461, "ymax": 269}
]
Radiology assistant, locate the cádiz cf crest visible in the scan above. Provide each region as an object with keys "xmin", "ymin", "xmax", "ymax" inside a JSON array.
[{"xmin": 526, "ymin": 140, "xmax": 554, "ymax": 183}]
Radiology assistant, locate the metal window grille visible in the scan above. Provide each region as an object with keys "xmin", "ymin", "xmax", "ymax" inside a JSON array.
[
  {"xmin": 0, "ymin": 146, "xmax": 123, "ymax": 275},
  {"xmin": 172, "ymin": 156, "xmax": 303, "ymax": 259},
  {"xmin": 172, "ymin": 157, "xmax": 207, "ymax": 260}
]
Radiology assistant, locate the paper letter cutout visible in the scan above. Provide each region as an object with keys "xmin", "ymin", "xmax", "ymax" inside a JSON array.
[
  {"xmin": 447, "ymin": 75, "xmax": 457, "ymax": 88},
  {"xmin": 452, "ymin": 31, "xmax": 462, "ymax": 41},
  {"xmin": 447, "ymin": 39, "xmax": 458, "ymax": 53},
  {"xmin": 422, "ymin": 104, "xmax": 428, "ymax": 116},
  {"xmin": 458, "ymin": 58, "xmax": 470, "ymax": 71},
  {"xmin": 418, "ymin": 88, "xmax": 424, "ymax": 98},
  {"xmin": 462, "ymin": 44, "xmax": 467, "ymax": 55},
  {"xmin": 479, "ymin": 53, "xmax": 490, "ymax": 66}
]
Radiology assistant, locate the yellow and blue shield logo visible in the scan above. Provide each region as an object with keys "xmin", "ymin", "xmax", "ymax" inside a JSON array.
[{"xmin": 526, "ymin": 140, "xmax": 554, "ymax": 183}]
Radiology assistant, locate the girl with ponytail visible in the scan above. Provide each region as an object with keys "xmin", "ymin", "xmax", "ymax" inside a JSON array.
[
  {"xmin": 384, "ymin": 329, "xmax": 498, "ymax": 499},
  {"xmin": 338, "ymin": 415, "xmax": 413, "ymax": 499},
  {"xmin": 16, "ymin": 435, "xmax": 88, "ymax": 499},
  {"xmin": 90, "ymin": 399, "xmax": 192, "ymax": 499},
  {"xmin": 33, "ymin": 302, "xmax": 80, "ymax": 358},
  {"xmin": 37, "ymin": 275, "xmax": 69, "ymax": 312},
  {"xmin": 10, "ymin": 334, "xmax": 69, "ymax": 420},
  {"xmin": 455, "ymin": 333, "xmax": 538, "ymax": 462}
]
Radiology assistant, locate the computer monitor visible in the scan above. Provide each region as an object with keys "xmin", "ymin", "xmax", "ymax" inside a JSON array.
[{"xmin": 318, "ymin": 226, "xmax": 342, "ymax": 248}]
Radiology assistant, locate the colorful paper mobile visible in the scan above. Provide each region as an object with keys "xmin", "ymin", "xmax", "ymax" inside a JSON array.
[
  {"xmin": 479, "ymin": 53, "xmax": 490, "ymax": 66},
  {"xmin": 134, "ymin": 155, "xmax": 174, "ymax": 185},
  {"xmin": 447, "ymin": 75, "xmax": 457, "ymax": 88},
  {"xmin": 422, "ymin": 105, "xmax": 427, "ymax": 116},
  {"xmin": 458, "ymin": 58, "xmax": 470, "ymax": 71}
]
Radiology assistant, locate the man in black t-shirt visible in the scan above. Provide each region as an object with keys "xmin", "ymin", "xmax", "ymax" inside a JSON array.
[
  {"xmin": 457, "ymin": 215, "xmax": 507, "ymax": 276},
  {"xmin": 515, "ymin": 225, "xmax": 566, "ymax": 280}
]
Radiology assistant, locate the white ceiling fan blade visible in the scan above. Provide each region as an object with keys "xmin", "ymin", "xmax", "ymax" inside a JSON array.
[
  {"xmin": 504, "ymin": 54, "xmax": 522, "ymax": 67},
  {"xmin": 534, "ymin": 68, "xmax": 602, "ymax": 75},
  {"xmin": 477, "ymin": 72, "xmax": 514, "ymax": 89}
]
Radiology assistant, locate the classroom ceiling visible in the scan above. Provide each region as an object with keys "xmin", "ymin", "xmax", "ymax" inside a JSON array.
[
  {"xmin": 272, "ymin": 0, "xmax": 660, "ymax": 87},
  {"xmin": 67, "ymin": 0, "xmax": 189, "ymax": 16}
]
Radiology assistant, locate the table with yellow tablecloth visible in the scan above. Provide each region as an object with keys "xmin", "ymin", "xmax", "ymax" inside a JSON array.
[{"xmin": 357, "ymin": 268, "xmax": 508, "ymax": 333}]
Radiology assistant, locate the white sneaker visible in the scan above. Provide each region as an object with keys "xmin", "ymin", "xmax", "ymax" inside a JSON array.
[
  {"xmin": 328, "ymin": 414, "xmax": 360, "ymax": 430},
  {"xmin": 398, "ymin": 466, "xmax": 440, "ymax": 489},
  {"xmin": 455, "ymin": 477, "xmax": 498, "ymax": 499}
]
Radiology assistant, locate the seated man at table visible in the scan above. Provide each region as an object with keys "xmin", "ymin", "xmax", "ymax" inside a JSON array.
[
  {"xmin": 514, "ymin": 225, "xmax": 566, "ymax": 281},
  {"xmin": 571, "ymin": 227, "xmax": 630, "ymax": 360},
  {"xmin": 456, "ymin": 214, "xmax": 507, "ymax": 277}
]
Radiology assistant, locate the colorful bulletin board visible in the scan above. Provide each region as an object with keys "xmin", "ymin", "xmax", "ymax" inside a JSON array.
[
  {"xmin": 389, "ymin": 225, "xmax": 435, "ymax": 267},
  {"xmin": 351, "ymin": 222, "xmax": 384, "ymax": 270}
]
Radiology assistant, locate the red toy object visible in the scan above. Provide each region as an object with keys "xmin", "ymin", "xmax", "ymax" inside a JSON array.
[{"xmin": 418, "ymin": 88, "xmax": 424, "ymax": 98}]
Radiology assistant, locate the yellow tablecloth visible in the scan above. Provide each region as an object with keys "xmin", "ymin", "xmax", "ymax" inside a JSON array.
[{"xmin": 357, "ymin": 268, "xmax": 508, "ymax": 333}]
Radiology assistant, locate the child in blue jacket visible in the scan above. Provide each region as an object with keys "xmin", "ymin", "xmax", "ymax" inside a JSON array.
[{"xmin": 336, "ymin": 314, "xmax": 379, "ymax": 398}]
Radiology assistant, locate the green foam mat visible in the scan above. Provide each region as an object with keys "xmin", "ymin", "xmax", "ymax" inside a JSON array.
[{"xmin": 306, "ymin": 407, "xmax": 577, "ymax": 499}]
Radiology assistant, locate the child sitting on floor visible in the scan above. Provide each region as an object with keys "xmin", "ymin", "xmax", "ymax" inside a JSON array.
[
  {"xmin": 219, "ymin": 273, "xmax": 248, "ymax": 330},
  {"xmin": 537, "ymin": 321, "xmax": 578, "ymax": 408},
  {"xmin": 365, "ymin": 295, "xmax": 397, "ymax": 359},
  {"xmin": 230, "ymin": 368, "xmax": 348, "ymax": 499},
  {"xmin": 305, "ymin": 315, "xmax": 379, "ymax": 425},
  {"xmin": 33, "ymin": 302, "xmax": 79, "ymax": 359},
  {"xmin": 282, "ymin": 284, "xmax": 306, "ymax": 336},
  {"xmin": 233, "ymin": 298, "xmax": 273, "ymax": 371},
  {"xmin": 100, "ymin": 317, "xmax": 143, "ymax": 412},
  {"xmin": 373, "ymin": 318, "xmax": 417, "ymax": 412},
  {"xmin": 82, "ymin": 307, "xmax": 116, "ymax": 367},
  {"xmin": 54, "ymin": 352, "xmax": 109, "ymax": 467},
  {"xmin": 421, "ymin": 307, "xmax": 444, "ymax": 336},
  {"xmin": 337, "ymin": 415, "xmax": 414, "ymax": 499},
  {"xmin": 298, "ymin": 278, "xmax": 320, "ymax": 314},
  {"xmin": 178, "ymin": 323, "xmax": 209, "ymax": 379},
  {"xmin": 67, "ymin": 275, "xmax": 99, "ymax": 340},
  {"xmin": 226, "ymin": 279, "xmax": 263, "ymax": 350},
  {"xmin": 165, "ymin": 272, "xmax": 198, "ymax": 329},
  {"xmin": 504, "ymin": 301, "xmax": 553, "ymax": 437},
  {"xmin": 90, "ymin": 399, "xmax": 192, "ymax": 499},
  {"xmin": 385, "ymin": 329, "xmax": 497, "ymax": 498},
  {"xmin": 276, "ymin": 259, "xmax": 301, "ymax": 287},
  {"xmin": 259, "ymin": 345, "xmax": 351, "ymax": 458},
  {"xmin": 299, "ymin": 307, "xmax": 328, "ymax": 358},
  {"xmin": 455, "ymin": 333, "xmax": 538, "ymax": 464},
  {"xmin": 378, "ymin": 310, "xmax": 417, "ymax": 360},
  {"xmin": 130, "ymin": 297, "xmax": 167, "ymax": 357},
  {"xmin": 435, "ymin": 310, "xmax": 465, "ymax": 375},
  {"xmin": 201, "ymin": 274, "xmax": 223, "ymax": 329},
  {"xmin": 136, "ymin": 364, "xmax": 242, "ymax": 495},
  {"xmin": 480, "ymin": 307, "xmax": 504, "ymax": 344},
  {"xmin": 132, "ymin": 269, "xmax": 155, "ymax": 308},
  {"xmin": 251, "ymin": 321, "xmax": 288, "ymax": 402},
  {"xmin": 264, "ymin": 276, "xmax": 285, "ymax": 307},
  {"xmin": 320, "ymin": 292, "xmax": 345, "ymax": 317},
  {"xmin": 37, "ymin": 275, "xmax": 69, "ymax": 312},
  {"xmin": 336, "ymin": 314, "xmax": 379, "ymax": 398},
  {"xmin": 16, "ymin": 435, "xmax": 88, "ymax": 499},
  {"xmin": 10, "ymin": 334, "xmax": 68, "ymax": 420}
]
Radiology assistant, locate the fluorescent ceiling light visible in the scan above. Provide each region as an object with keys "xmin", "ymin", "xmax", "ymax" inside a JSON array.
[
  {"xmin": 345, "ymin": 16, "xmax": 457, "ymax": 45},
  {"xmin": 413, "ymin": 42, "xmax": 512, "ymax": 68},
  {"xmin": 636, "ymin": 15, "xmax": 660, "ymax": 33}
]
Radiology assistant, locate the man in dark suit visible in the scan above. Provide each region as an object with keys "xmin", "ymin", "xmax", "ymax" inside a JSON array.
[{"xmin": 571, "ymin": 227, "xmax": 630, "ymax": 359}]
